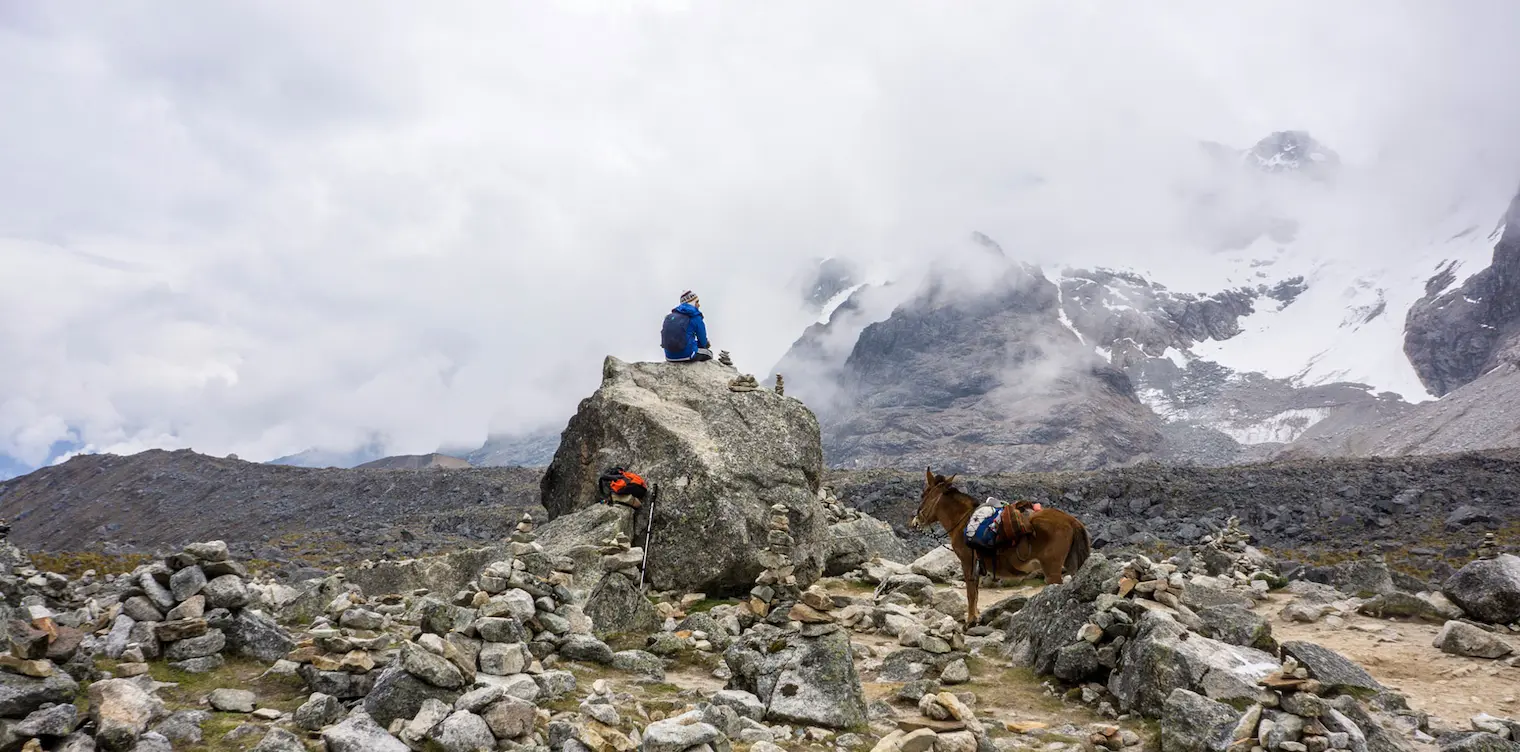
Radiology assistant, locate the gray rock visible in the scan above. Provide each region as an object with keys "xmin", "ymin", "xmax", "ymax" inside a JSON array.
[
  {"xmin": 185, "ymin": 541, "xmax": 230, "ymax": 562},
  {"xmin": 1328, "ymin": 695, "xmax": 1413, "ymax": 752},
  {"xmin": 611, "ymin": 649, "xmax": 666, "ymax": 678},
  {"xmin": 583, "ymin": 701, "xmax": 621, "ymax": 726},
  {"xmin": 474, "ymin": 617, "xmax": 528, "ymax": 644},
  {"xmin": 339, "ymin": 608, "xmax": 385, "ymax": 631},
  {"xmin": 1197, "ymin": 604, "xmax": 1277, "ymax": 652},
  {"xmin": 401, "ymin": 641, "xmax": 467, "ymax": 689},
  {"xmin": 202, "ymin": 575, "xmax": 251, "ymax": 610},
  {"xmin": 1443, "ymin": 555, "xmax": 1520, "ymax": 625},
  {"xmin": 825, "ymin": 516, "xmax": 912, "ymax": 575},
  {"xmin": 584, "ymin": 572, "xmax": 662, "ymax": 636},
  {"xmin": 533, "ymin": 670, "xmax": 577, "ymax": 700},
  {"xmin": 165, "ymin": 595, "xmax": 205, "ymax": 621},
  {"xmin": 130, "ymin": 732, "xmax": 173, "ymax": 752},
  {"xmin": 1433, "ymin": 621, "xmax": 1516, "ymax": 659},
  {"xmin": 294, "ymin": 692, "xmax": 345, "ymax": 731},
  {"xmin": 1181, "ymin": 582, "xmax": 1254, "ymax": 611},
  {"xmin": 297, "ymin": 665, "xmax": 375, "ymax": 700},
  {"xmin": 643, "ymin": 717, "xmax": 724, "ymax": 752},
  {"xmin": 492, "ymin": 590, "xmax": 538, "ymax": 623},
  {"xmin": 428, "ymin": 709, "xmax": 497, "ymax": 752},
  {"xmin": 1281, "ymin": 642, "xmax": 1385, "ymax": 696},
  {"xmin": 15, "ymin": 702, "xmax": 78, "ymax": 737},
  {"xmin": 1441, "ymin": 734, "xmax": 1520, "ymax": 752},
  {"xmin": 209, "ymin": 688, "xmax": 256, "ymax": 713},
  {"xmin": 1003, "ymin": 555, "xmax": 1123, "ymax": 675},
  {"xmin": 104, "ymin": 615, "xmax": 137, "ymax": 659},
  {"xmin": 1357, "ymin": 593, "xmax": 1448, "ymax": 623},
  {"xmin": 89, "ymin": 678, "xmax": 162, "ymax": 752},
  {"xmin": 940, "ymin": 658, "xmax": 971, "ymax": 685},
  {"xmin": 1330, "ymin": 560, "xmax": 1397, "ymax": 598},
  {"xmin": 122, "ymin": 597, "xmax": 165, "ymax": 623},
  {"xmin": 478, "ymin": 642, "xmax": 531, "ymax": 676},
  {"xmin": 910, "ymin": 548, "xmax": 962, "ymax": 584},
  {"xmin": 558, "ymin": 634, "xmax": 615, "ymax": 665},
  {"xmin": 712, "ymin": 689, "xmax": 765, "ymax": 721},
  {"xmin": 151, "ymin": 710, "xmax": 210, "ymax": 746},
  {"xmin": 1160, "ymin": 689, "xmax": 1243, "ymax": 752},
  {"xmin": 322, "ymin": 711, "xmax": 410, "ymax": 752},
  {"xmin": 1109, "ymin": 613, "xmax": 1280, "ymax": 716},
  {"xmin": 363, "ymin": 664, "xmax": 462, "ymax": 728},
  {"xmin": 481, "ymin": 696, "xmax": 537, "ymax": 740},
  {"xmin": 139, "ymin": 572, "xmax": 176, "ymax": 612},
  {"xmin": 723, "ymin": 626, "xmax": 867, "ymax": 729},
  {"xmin": 250, "ymin": 728, "xmax": 307, "ymax": 752},
  {"xmin": 163, "ymin": 629, "xmax": 225, "ymax": 661},
  {"xmin": 0, "ymin": 671, "xmax": 79, "ymax": 718},
  {"xmin": 538, "ymin": 356, "xmax": 830, "ymax": 594},
  {"xmin": 221, "ymin": 608, "xmax": 296, "ymax": 663},
  {"xmin": 454, "ymin": 685, "xmax": 504, "ymax": 714},
  {"xmin": 169, "ymin": 565, "xmax": 208, "ymax": 603},
  {"xmin": 1054, "ymin": 642, "xmax": 1101, "ymax": 683}
]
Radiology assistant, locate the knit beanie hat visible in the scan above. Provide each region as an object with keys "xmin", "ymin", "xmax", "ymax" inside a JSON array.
[{"xmin": 680, "ymin": 290, "xmax": 699, "ymax": 304}]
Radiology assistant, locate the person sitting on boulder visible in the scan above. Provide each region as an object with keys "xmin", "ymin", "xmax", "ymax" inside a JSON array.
[{"xmin": 661, "ymin": 290, "xmax": 713, "ymax": 362}]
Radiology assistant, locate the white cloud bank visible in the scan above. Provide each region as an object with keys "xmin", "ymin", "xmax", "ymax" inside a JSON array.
[{"xmin": 3, "ymin": 0, "xmax": 1520, "ymax": 470}]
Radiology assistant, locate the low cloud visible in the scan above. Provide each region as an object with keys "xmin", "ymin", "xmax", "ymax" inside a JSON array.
[{"xmin": 4, "ymin": 1, "xmax": 1520, "ymax": 470}]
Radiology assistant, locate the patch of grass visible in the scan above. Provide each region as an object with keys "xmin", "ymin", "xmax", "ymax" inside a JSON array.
[
  {"xmin": 149, "ymin": 657, "xmax": 309, "ymax": 713},
  {"xmin": 29, "ymin": 550, "xmax": 154, "ymax": 578}
]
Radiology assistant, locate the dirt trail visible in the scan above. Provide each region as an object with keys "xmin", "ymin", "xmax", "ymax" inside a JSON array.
[{"xmin": 1262, "ymin": 593, "xmax": 1520, "ymax": 727}]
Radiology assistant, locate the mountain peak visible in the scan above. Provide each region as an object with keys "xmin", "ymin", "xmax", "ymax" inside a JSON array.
[{"xmin": 1248, "ymin": 130, "xmax": 1340, "ymax": 174}]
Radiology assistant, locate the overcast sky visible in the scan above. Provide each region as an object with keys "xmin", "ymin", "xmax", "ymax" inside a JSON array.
[{"xmin": 4, "ymin": 1, "xmax": 1520, "ymax": 473}]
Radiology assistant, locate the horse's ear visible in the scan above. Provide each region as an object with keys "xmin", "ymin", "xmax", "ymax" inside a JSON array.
[
  {"xmin": 925, "ymin": 467, "xmax": 935, "ymax": 486},
  {"xmin": 944, "ymin": 474, "xmax": 957, "ymax": 487}
]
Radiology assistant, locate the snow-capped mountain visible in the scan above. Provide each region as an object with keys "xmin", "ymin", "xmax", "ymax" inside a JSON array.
[{"xmin": 774, "ymin": 131, "xmax": 1520, "ymax": 468}]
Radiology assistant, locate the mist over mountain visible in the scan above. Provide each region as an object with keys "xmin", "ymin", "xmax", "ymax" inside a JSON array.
[{"xmin": 5, "ymin": 3, "xmax": 1520, "ymax": 476}]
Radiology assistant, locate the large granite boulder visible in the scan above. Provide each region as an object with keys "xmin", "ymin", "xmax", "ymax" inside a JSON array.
[
  {"xmin": 1442, "ymin": 555, "xmax": 1520, "ymax": 625},
  {"xmin": 722, "ymin": 628, "xmax": 867, "ymax": 729},
  {"xmin": 539, "ymin": 357, "xmax": 828, "ymax": 595},
  {"xmin": 1160, "ymin": 689, "xmax": 1242, "ymax": 752},
  {"xmin": 824, "ymin": 515, "xmax": 912, "ymax": 575}
]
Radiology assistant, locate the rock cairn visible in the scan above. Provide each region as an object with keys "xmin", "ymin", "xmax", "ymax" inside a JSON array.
[
  {"xmin": 1476, "ymin": 533, "xmax": 1500, "ymax": 560},
  {"xmin": 513, "ymin": 513, "xmax": 537, "ymax": 545},
  {"xmin": 819, "ymin": 487, "xmax": 861, "ymax": 525},
  {"xmin": 728, "ymin": 374, "xmax": 759, "ymax": 393},
  {"xmin": 104, "ymin": 540, "xmax": 288, "ymax": 676},
  {"xmin": 773, "ymin": 373, "xmax": 785, "ymax": 397},
  {"xmin": 750, "ymin": 504, "xmax": 800, "ymax": 616},
  {"xmin": 717, "ymin": 350, "xmax": 733, "ymax": 366},
  {"xmin": 584, "ymin": 533, "xmax": 661, "ymax": 637},
  {"xmin": 286, "ymin": 550, "xmax": 592, "ymax": 745}
]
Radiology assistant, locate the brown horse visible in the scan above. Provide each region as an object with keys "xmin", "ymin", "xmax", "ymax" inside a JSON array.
[{"xmin": 911, "ymin": 468, "xmax": 1091, "ymax": 624}]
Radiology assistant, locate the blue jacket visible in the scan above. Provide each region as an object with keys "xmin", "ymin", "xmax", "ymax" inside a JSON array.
[{"xmin": 662, "ymin": 303, "xmax": 709, "ymax": 360}]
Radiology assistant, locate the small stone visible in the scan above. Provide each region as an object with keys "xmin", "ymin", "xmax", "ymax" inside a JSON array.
[
  {"xmin": 940, "ymin": 659, "xmax": 970, "ymax": 685},
  {"xmin": 210, "ymin": 688, "xmax": 257, "ymax": 713}
]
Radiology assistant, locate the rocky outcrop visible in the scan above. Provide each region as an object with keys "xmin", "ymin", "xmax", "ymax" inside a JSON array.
[
  {"xmin": 822, "ymin": 260, "xmax": 1162, "ymax": 473},
  {"xmin": 1442, "ymin": 554, "xmax": 1520, "ymax": 625},
  {"xmin": 539, "ymin": 357, "xmax": 829, "ymax": 595},
  {"xmin": 1405, "ymin": 185, "xmax": 1520, "ymax": 397},
  {"xmin": 723, "ymin": 627, "xmax": 867, "ymax": 729}
]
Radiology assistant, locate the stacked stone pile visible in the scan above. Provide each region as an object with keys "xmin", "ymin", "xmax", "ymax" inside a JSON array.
[
  {"xmin": 1163, "ymin": 648, "xmax": 1431, "ymax": 752},
  {"xmin": 750, "ymin": 504, "xmax": 801, "ymax": 617},
  {"xmin": 101, "ymin": 540, "xmax": 293, "ymax": 675},
  {"xmin": 585, "ymin": 533, "xmax": 661, "ymax": 637}
]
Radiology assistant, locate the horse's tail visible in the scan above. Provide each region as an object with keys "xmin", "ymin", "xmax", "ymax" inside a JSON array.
[{"xmin": 1065, "ymin": 520, "xmax": 1092, "ymax": 576}]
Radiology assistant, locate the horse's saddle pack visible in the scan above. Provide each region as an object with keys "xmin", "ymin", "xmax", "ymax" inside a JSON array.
[{"xmin": 965, "ymin": 497, "xmax": 1040, "ymax": 556}]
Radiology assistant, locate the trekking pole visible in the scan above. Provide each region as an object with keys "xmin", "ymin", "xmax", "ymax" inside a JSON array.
[{"xmin": 638, "ymin": 483, "xmax": 658, "ymax": 590}]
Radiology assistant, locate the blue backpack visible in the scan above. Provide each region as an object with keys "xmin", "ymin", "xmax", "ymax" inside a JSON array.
[
  {"xmin": 661, "ymin": 311, "xmax": 691, "ymax": 353},
  {"xmin": 965, "ymin": 500, "xmax": 1007, "ymax": 550}
]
